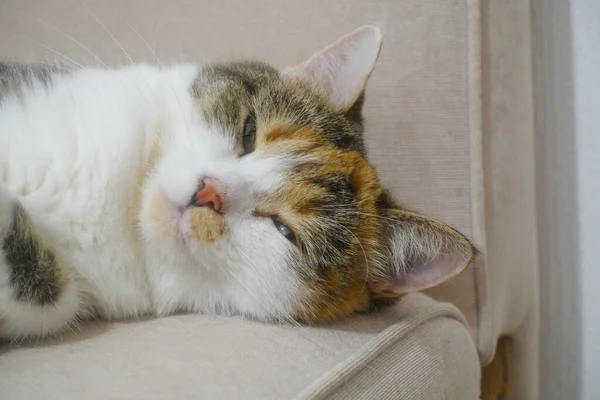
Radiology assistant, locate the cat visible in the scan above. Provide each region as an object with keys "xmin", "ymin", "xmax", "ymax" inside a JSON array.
[{"xmin": 0, "ymin": 26, "xmax": 476, "ymax": 340}]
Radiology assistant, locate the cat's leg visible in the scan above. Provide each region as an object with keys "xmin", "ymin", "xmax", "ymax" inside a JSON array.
[{"xmin": 0, "ymin": 185, "xmax": 85, "ymax": 340}]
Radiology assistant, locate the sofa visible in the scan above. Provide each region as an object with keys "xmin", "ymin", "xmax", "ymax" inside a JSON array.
[{"xmin": 0, "ymin": 0, "xmax": 538, "ymax": 398}]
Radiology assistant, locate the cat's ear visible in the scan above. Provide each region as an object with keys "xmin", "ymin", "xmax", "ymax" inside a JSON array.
[
  {"xmin": 370, "ymin": 208, "xmax": 477, "ymax": 299},
  {"xmin": 283, "ymin": 25, "xmax": 382, "ymax": 111}
]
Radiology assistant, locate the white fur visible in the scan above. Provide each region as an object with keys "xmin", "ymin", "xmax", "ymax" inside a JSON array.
[{"xmin": 0, "ymin": 64, "xmax": 304, "ymax": 338}]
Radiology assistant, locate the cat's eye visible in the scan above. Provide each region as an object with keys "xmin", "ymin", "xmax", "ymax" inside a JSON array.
[
  {"xmin": 241, "ymin": 113, "xmax": 256, "ymax": 156},
  {"xmin": 272, "ymin": 218, "xmax": 297, "ymax": 245}
]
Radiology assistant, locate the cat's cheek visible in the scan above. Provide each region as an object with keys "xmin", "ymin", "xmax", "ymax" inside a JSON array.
[{"xmin": 139, "ymin": 186, "xmax": 182, "ymax": 246}]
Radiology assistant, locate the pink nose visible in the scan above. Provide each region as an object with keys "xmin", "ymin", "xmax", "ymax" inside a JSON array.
[{"xmin": 193, "ymin": 178, "xmax": 223, "ymax": 211}]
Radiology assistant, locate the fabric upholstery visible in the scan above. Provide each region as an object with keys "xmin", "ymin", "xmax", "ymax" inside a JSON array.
[
  {"xmin": 0, "ymin": 0, "xmax": 539, "ymax": 398},
  {"xmin": 0, "ymin": 293, "xmax": 480, "ymax": 399},
  {"xmin": 478, "ymin": 1, "xmax": 538, "ymax": 398}
]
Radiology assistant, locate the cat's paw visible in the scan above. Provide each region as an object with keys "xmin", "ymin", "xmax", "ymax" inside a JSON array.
[{"xmin": 0, "ymin": 188, "xmax": 86, "ymax": 341}]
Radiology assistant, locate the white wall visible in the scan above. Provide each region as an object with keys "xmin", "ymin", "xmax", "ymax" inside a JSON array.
[
  {"xmin": 533, "ymin": 0, "xmax": 600, "ymax": 397},
  {"xmin": 532, "ymin": 0, "xmax": 581, "ymax": 397},
  {"xmin": 572, "ymin": 1, "xmax": 600, "ymax": 398}
]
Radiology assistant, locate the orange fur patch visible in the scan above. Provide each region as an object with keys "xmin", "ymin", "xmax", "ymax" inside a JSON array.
[
  {"xmin": 299, "ymin": 156, "xmax": 385, "ymax": 322},
  {"xmin": 190, "ymin": 208, "xmax": 229, "ymax": 244},
  {"xmin": 263, "ymin": 125, "xmax": 322, "ymax": 144},
  {"xmin": 296, "ymin": 270, "xmax": 372, "ymax": 324},
  {"xmin": 128, "ymin": 128, "xmax": 165, "ymax": 240},
  {"xmin": 260, "ymin": 129, "xmax": 388, "ymax": 322}
]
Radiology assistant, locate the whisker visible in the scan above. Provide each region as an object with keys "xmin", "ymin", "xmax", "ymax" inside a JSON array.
[
  {"xmin": 230, "ymin": 244, "xmax": 301, "ymax": 328},
  {"xmin": 1, "ymin": 4, "xmax": 108, "ymax": 67},
  {"xmin": 116, "ymin": 15, "xmax": 162, "ymax": 67},
  {"xmin": 114, "ymin": 11, "xmax": 190, "ymax": 125},
  {"xmin": 336, "ymin": 223, "xmax": 370, "ymax": 295},
  {"xmin": 112, "ymin": 14, "xmax": 164, "ymax": 112},
  {"xmin": 82, "ymin": 2, "xmax": 134, "ymax": 65},
  {"xmin": 311, "ymin": 208, "xmax": 398, "ymax": 223},
  {"xmin": 31, "ymin": 41, "xmax": 84, "ymax": 68},
  {"xmin": 230, "ymin": 249, "xmax": 341, "ymax": 356},
  {"xmin": 76, "ymin": 4, "xmax": 168, "ymax": 116}
]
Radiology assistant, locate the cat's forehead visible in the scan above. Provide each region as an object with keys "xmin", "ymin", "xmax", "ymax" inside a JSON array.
[
  {"xmin": 192, "ymin": 61, "xmax": 366, "ymax": 154},
  {"xmin": 192, "ymin": 60, "xmax": 383, "ymax": 260}
]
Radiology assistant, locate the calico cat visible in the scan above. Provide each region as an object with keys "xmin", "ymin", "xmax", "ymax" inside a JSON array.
[{"xmin": 0, "ymin": 26, "xmax": 476, "ymax": 340}]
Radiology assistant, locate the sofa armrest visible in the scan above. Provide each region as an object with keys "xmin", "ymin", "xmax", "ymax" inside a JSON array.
[
  {"xmin": 1, "ymin": 293, "xmax": 480, "ymax": 400},
  {"xmin": 298, "ymin": 295, "xmax": 481, "ymax": 400}
]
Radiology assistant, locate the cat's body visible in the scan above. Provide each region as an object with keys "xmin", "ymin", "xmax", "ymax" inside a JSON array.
[
  {"xmin": 1, "ymin": 64, "xmax": 198, "ymax": 333},
  {"xmin": 0, "ymin": 27, "xmax": 476, "ymax": 340}
]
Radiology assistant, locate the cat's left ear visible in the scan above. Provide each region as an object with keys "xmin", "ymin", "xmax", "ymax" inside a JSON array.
[
  {"xmin": 370, "ymin": 208, "xmax": 477, "ymax": 299},
  {"xmin": 283, "ymin": 25, "xmax": 382, "ymax": 111}
]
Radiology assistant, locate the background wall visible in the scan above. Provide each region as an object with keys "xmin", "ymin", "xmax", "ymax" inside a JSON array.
[
  {"xmin": 572, "ymin": 0, "xmax": 600, "ymax": 398},
  {"xmin": 533, "ymin": 0, "xmax": 599, "ymax": 398}
]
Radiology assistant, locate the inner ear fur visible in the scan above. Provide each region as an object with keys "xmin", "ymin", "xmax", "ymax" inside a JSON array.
[
  {"xmin": 283, "ymin": 25, "xmax": 382, "ymax": 112},
  {"xmin": 369, "ymin": 205, "xmax": 477, "ymax": 300}
]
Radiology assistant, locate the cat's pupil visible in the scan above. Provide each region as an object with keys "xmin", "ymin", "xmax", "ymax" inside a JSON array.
[
  {"xmin": 273, "ymin": 219, "xmax": 296, "ymax": 245},
  {"xmin": 241, "ymin": 114, "xmax": 256, "ymax": 155}
]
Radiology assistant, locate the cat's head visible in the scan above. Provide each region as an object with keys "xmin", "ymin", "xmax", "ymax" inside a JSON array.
[{"xmin": 141, "ymin": 26, "xmax": 476, "ymax": 322}]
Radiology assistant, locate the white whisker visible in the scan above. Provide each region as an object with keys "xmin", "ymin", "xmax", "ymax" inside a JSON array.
[
  {"xmin": 112, "ymin": 14, "xmax": 164, "ymax": 112},
  {"xmin": 325, "ymin": 219, "xmax": 371, "ymax": 295},
  {"xmin": 311, "ymin": 208, "xmax": 398, "ymax": 223},
  {"xmin": 231, "ymin": 244, "xmax": 302, "ymax": 327},
  {"xmin": 31, "ymin": 41, "xmax": 83, "ymax": 68},
  {"xmin": 117, "ymin": 15, "xmax": 162, "ymax": 67},
  {"xmin": 82, "ymin": 2, "xmax": 134, "ymax": 65},
  {"xmin": 339, "ymin": 224, "xmax": 370, "ymax": 294},
  {"xmin": 1, "ymin": 4, "xmax": 108, "ymax": 67}
]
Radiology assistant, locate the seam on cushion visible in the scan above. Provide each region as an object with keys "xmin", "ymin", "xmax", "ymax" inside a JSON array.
[
  {"xmin": 294, "ymin": 296, "xmax": 470, "ymax": 400},
  {"xmin": 466, "ymin": 0, "xmax": 493, "ymax": 364}
]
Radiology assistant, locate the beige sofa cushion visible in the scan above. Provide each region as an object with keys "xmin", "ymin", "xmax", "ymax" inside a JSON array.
[{"xmin": 0, "ymin": 293, "xmax": 480, "ymax": 399}]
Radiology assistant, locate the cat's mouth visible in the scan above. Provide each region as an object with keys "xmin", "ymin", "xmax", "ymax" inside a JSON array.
[
  {"xmin": 162, "ymin": 193, "xmax": 228, "ymax": 244},
  {"xmin": 162, "ymin": 194, "xmax": 185, "ymax": 222}
]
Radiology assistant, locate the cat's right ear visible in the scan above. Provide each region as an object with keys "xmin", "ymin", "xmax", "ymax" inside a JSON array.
[
  {"xmin": 369, "ymin": 208, "xmax": 477, "ymax": 300},
  {"xmin": 282, "ymin": 26, "xmax": 382, "ymax": 112}
]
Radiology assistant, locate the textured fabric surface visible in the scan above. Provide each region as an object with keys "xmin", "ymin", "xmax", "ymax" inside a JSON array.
[
  {"xmin": 0, "ymin": 293, "xmax": 480, "ymax": 400},
  {"xmin": 297, "ymin": 298, "xmax": 481, "ymax": 400},
  {"xmin": 478, "ymin": 1, "xmax": 539, "ymax": 398}
]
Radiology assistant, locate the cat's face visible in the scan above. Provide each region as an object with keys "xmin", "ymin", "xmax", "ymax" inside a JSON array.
[{"xmin": 142, "ymin": 26, "xmax": 476, "ymax": 323}]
